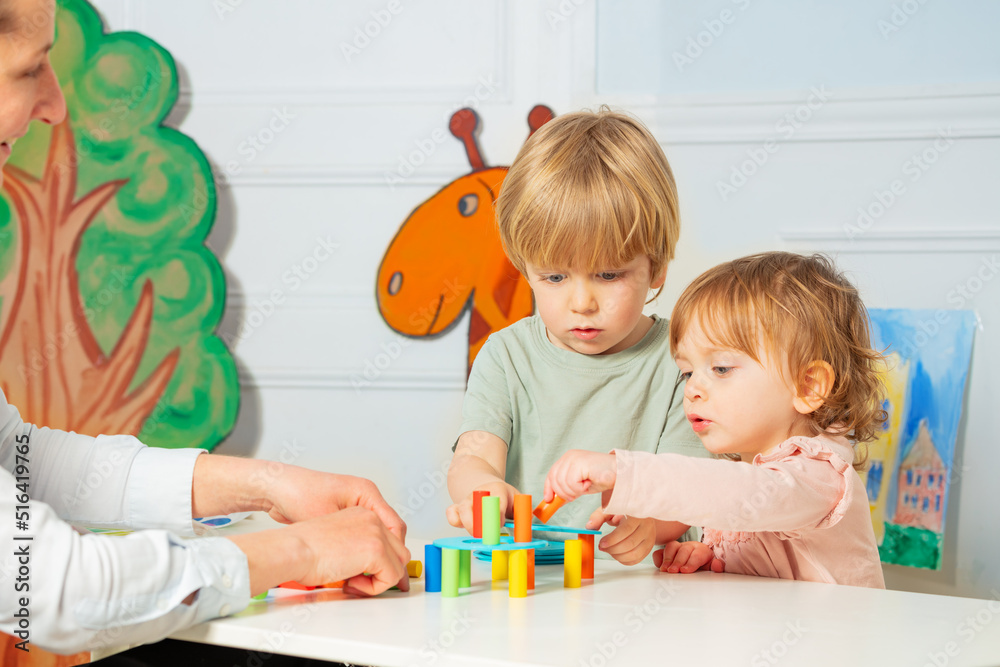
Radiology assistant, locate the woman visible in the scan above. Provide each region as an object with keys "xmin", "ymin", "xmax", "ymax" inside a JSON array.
[{"xmin": 1, "ymin": 0, "xmax": 409, "ymax": 658}]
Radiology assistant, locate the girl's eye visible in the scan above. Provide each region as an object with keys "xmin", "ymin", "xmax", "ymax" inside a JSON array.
[
  {"xmin": 544, "ymin": 274, "xmax": 565, "ymax": 284},
  {"xmin": 713, "ymin": 366, "xmax": 732, "ymax": 376},
  {"xmin": 599, "ymin": 272, "xmax": 621, "ymax": 281},
  {"xmin": 679, "ymin": 371, "xmax": 692, "ymax": 381}
]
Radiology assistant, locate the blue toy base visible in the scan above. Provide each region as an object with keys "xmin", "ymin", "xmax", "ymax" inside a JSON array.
[
  {"xmin": 504, "ymin": 521, "xmax": 602, "ymax": 535},
  {"xmin": 432, "ymin": 535, "xmax": 549, "ymax": 552}
]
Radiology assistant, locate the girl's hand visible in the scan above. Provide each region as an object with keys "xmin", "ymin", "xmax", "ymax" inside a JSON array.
[
  {"xmin": 544, "ymin": 450, "xmax": 617, "ymax": 503},
  {"xmin": 586, "ymin": 510, "xmax": 657, "ymax": 566},
  {"xmin": 653, "ymin": 540, "xmax": 724, "ymax": 574},
  {"xmin": 445, "ymin": 481, "xmax": 517, "ymax": 535}
]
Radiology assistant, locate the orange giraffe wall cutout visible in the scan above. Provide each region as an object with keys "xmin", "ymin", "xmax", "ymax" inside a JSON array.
[{"xmin": 377, "ymin": 106, "xmax": 554, "ymax": 375}]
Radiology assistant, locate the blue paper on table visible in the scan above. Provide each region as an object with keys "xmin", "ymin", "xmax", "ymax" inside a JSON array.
[{"xmin": 474, "ymin": 541, "xmax": 565, "ymax": 563}]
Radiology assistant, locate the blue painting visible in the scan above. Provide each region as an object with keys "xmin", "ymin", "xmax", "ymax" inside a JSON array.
[{"xmin": 863, "ymin": 309, "xmax": 976, "ymax": 569}]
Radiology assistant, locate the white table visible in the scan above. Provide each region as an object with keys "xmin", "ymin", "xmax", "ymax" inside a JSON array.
[{"xmin": 170, "ymin": 517, "xmax": 1000, "ymax": 666}]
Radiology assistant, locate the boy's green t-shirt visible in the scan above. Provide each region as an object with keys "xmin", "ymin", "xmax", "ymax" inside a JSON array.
[{"xmin": 458, "ymin": 314, "xmax": 710, "ymax": 537}]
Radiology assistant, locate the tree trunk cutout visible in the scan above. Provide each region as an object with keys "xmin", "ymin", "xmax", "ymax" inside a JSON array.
[{"xmin": 0, "ymin": 120, "xmax": 178, "ymax": 436}]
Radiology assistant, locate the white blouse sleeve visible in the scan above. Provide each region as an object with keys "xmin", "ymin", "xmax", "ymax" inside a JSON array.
[{"xmin": 0, "ymin": 389, "xmax": 252, "ymax": 654}]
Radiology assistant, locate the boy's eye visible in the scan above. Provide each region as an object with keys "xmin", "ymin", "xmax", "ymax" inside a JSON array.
[
  {"xmin": 679, "ymin": 371, "xmax": 692, "ymax": 381},
  {"xmin": 598, "ymin": 272, "xmax": 621, "ymax": 281},
  {"xmin": 713, "ymin": 366, "xmax": 732, "ymax": 376},
  {"xmin": 543, "ymin": 274, "xmax": 565, "ymax": 284}
]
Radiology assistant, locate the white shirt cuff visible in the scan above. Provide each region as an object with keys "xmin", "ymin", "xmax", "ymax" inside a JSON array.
[{"xmin": 127, "ymin": 446, "xmax": 204, "ymax": 536}]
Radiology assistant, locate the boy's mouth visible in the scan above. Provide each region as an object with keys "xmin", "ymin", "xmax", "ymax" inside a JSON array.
[{"xmin": 571, "ymin": 328, "xmax": 601, "ymax": 341}]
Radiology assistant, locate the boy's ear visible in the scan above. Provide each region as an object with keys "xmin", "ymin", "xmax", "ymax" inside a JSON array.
[
  {"xmin": 650, "ymin": 264, "xmax": 668, "ymax": 291},
  {"xmin": 793, "ymin": 360, "xmax": 835, "ymax": 415}
]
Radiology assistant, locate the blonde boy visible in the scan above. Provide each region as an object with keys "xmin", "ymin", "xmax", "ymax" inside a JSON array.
[{"xmin": 446, "ymin": 108, "xmax": 710, "ymax": 563}]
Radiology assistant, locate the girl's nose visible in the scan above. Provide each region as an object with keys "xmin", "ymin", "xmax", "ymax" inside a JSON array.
[{"xmin": 683, "ymin": 374, "xmax": 704, "ymax": 401}]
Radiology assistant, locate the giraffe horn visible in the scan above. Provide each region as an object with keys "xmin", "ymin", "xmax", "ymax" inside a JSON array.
[
  {"xmin": 449, "ymin": 108, "xmax": 485, "ymax": 171},
  {"xmin": 527, "ymin": 105, "xmax": 555, "ymax": 137}
]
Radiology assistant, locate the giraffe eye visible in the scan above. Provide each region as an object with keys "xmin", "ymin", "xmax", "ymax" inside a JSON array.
[
  {"xmin": 388, "ymin": 271, "xmax": 403, "ymax": 296},
  {"xmin": 458, "ymin": 193, "xmax": 479, "ymax": 217}
]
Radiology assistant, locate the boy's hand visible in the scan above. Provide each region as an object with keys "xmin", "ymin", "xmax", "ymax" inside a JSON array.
[
  {"xmin": 446, "ymin": 481, "xmax": 517, "ymax": 535},
  {"xmin": 653, "ymin": 540, "xmax": 724, "ymax": 574},
  {"xmin": 544, "ymin": 450, "xmax": 617, "ymax": 503},
  {"xmin": 586, "ymin": 510, "xmax": 657, "ymax": 566}
]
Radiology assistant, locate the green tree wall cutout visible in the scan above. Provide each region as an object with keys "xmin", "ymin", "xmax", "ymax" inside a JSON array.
[{"xmin": 0, "ymin": 0, "xmax": 237, "ymax": 450}]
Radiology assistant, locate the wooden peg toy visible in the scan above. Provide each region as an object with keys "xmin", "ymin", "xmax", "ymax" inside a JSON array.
[
  {"xmin": 580, "ymin": 534, "xmax": 595, "ymax": 579},
  {"xmin": 533, "ymin": 495, "xmax": 567, "ymax": 523},
  {"xmin": 492, "ymin": 550, "xmax": 509, "ymax": 581},
  {"xmin": 472, "ymin": 490, "xmax": 490, "ymax": 538},
  {"xmin": 509, "ymin": 549, "xmax": 528, "ymax": 598},
  {"xmin": 442, "ymin": 549, "xmax": 460, "ymax": 597},
  {"xmin": 425, "ymin": 544, "xmax": 442, "ymax": 593},
  {"xmin": 482, "ymin": 495, "xmax": 501, "ymax": 545},
  {"xmin": 564, "ymin": 539, "xmax": 582, "ymax": 588},
  {"xmin": 514, "ymin": 494, "xmax": 533, "ymax": 542}
]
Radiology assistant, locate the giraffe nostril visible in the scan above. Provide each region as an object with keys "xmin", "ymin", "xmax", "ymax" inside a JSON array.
[{"xmin": 388, "ymin": 271, "xmax": 403, "ymax": 296}]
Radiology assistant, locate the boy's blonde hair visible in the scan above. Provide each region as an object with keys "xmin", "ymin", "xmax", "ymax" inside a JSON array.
[
  {"xmin": 669, "ymin": 252, "xmax": 886, "ymax": 465},
  {"xmin": 496, "ymin": 107, "xmax": 679, "ymax": 295}
]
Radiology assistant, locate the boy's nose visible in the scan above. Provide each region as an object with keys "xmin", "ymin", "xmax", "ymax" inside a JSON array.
[{"xmin": 569, "ymin": 284, "xmax": 597, "ymax": 314}]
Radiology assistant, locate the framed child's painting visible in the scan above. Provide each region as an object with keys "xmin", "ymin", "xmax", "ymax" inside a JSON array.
[{"xmin": 863, "ymin": 308, "xmax": 977, "ymax": 570}]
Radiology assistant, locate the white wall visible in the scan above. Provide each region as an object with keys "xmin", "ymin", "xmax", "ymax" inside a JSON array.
[{"xmin": 92, "ymin": 1, "xmax": 999, "ymax": 600}]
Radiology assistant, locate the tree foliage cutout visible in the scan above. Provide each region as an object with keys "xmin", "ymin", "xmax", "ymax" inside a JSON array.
[{"xmin": 0, "ymin": 0, "xmax": 238, "ymax": 450}]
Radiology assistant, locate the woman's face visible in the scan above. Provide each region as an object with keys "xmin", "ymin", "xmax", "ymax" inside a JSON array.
[{"xmin": 0, "ymin": 0, "xmax": 66, "ymax": 185}]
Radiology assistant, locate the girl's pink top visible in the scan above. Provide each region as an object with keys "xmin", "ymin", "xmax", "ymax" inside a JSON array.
[{"xmin": 605, "ymin": 433, "xmax": 885, "ymax": 588}]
